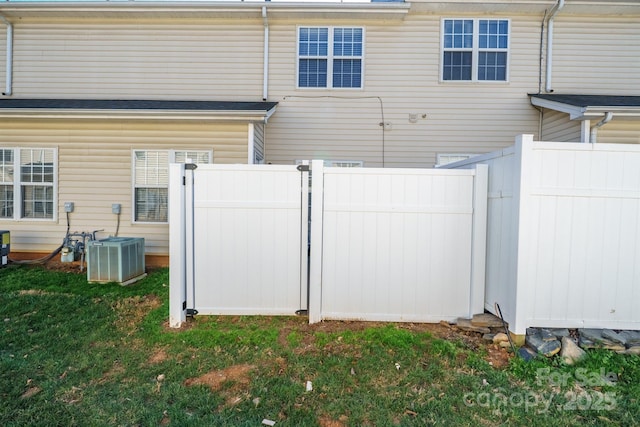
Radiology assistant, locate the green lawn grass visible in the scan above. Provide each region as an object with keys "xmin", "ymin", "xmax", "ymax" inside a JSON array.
[{"xmin": 1, "ymin": 265, "xmax": 639, "ymax": 426}]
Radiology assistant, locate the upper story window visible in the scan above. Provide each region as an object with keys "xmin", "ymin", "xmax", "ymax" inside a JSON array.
[
  {"xmin": 298, "ymin": 27, "xmax": 364, "ymax": 89},
  {"xmin": 442, "ymin": 19, "xmax": 509, "ymax": 82},
  {"xmin": 0, "ymin": 148, "xmax": 57, "ymax": 220},
  {"xmin": 133, "ymin": 150, "xmax": 211, "ymax": 223}
]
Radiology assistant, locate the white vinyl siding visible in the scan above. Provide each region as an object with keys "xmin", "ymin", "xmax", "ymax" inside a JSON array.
[
  {"xmin": 133, "ymin": 149, "xmax": 212, "ymax": 223},
  {"xmin": 297, "ymin": 27, "xmax": 364, "ymax": 89},
  {"xmin": 441, "ymin": 18, "xmax": 509, "ymax": 82},
  {"xmin": 0, "ymin": 148, "xmax": 57, "ymax": 221},
  {"xmin": 547, "ymin": 16, "xmax": 640, "ymax": 93},
  {"xmin": 0, "ymin": 120, "xmax": 246, "ymax": 255},
  {"xmin": 268, "ymin": 15, "xmax": 539, "ymax": 167},
  {"xmin": 540, "ymin": 110, "xmax": 582, "ymax": 142},
  {"xmin": 253, "ymin": 123, "xmax": 265, "ymax": 164},
  {"xmin": 4, "ymin": 11, "xmax": 638, "ymax": 172}
]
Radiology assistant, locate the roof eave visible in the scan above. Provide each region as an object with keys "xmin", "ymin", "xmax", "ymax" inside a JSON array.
[
  {"xmin": 530, "ymin": 97, "xmax": 640, "ymax": 120},
  {"xmin": 0, "ymin": 108, "xmax": 277, "ymax": 122},
  {"xmin": 0, "ymin": 2, "xmax": 411, "ymax": 21}
]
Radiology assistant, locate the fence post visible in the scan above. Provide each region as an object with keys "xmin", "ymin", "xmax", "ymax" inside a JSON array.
[
  {"xmin": 308, "ymin": 160, "xmax": 325, "ymax": 324},
  {"xmin": 169, "ymin": 163, "xmax": 187, "ymax": 328},
  {"xmin": 470, "ymin": 164, "xmax": 488, "ymax": 316}
]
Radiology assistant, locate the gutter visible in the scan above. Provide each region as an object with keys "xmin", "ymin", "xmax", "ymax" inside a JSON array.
[
  {"xmin": 545, "ymin": 0, "xmax": 565, "ymax": 93},
  {"xmin": 262, "ymin": 6, "xmax": 269, "ymax": 101},
  {"xmin": 589, "ymin": 112, "xmax": 613, "ymax": 144},
  {"xmin": 0, "ymin": 109, "xmax": 276, "ymax": 122},
  {"xmin": 0, "ymin": 14, "xmax": 12, "ymax": 96}
]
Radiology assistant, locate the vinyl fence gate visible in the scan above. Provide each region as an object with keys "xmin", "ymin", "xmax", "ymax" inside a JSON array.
[{"xmin": 170, "ymin": 161, "xmax": 488, "ymax": 328}]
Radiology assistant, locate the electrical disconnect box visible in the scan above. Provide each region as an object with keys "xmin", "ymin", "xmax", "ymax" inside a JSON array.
[
  {"xmin": 112, "ymin": 203, "xmax": 121, "ymax": 214},
  {"xmin": 0, "ymin": 230, "xmax": 9, "ymax": 267},
  {"xmin": 64, "ymin": 202, "xmax": 74, "ymax": 213}
]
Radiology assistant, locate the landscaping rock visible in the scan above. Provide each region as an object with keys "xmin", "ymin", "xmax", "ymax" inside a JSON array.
[
  {"xmin": 578, "ymin": 329, "xmax": 626, "ymax": 351},
  {"xmin": 619, "ymin": 346, "xmax": 640, "ymax": 355},
  {"xmin": 499, "ymin": 341, "xmax": 512, "ymax": 348},
  {"xmin": 517, "ymin": 346, "xmax": 537, "ymax": 361},
  {"xmin": 560, "ymin": 337, "xmax": 587, "ymax": 365},
  {"xmin": 455, "ymin": 318, "xmax": 490, "ymax": 334},
  {"xmin": 471, "ymin": 313, "xmax": 504, "ymax": 328},
  {"xmin": 549, "ymin": 328, "xmax": 570, "ymax": 339},
  {"xmin": 526, "ymin": 327, "xmax": 539, "ymax": 336},
  {"xmin": 492, "ymin": 332, "xmax": 509, "ymax": 344},
  {"xmin": 482, "ymin": 333, "xmax": 496, "ymax": 341},
  {"xmin": 526, "ymin": 332, "xmax": 561, "ymax": 357},
  {"xmin": 602, "ymin": 329, "xmax": 626, "ymax": 345},
  {"xmin": 619, "ymin": 331, "xmax": 640, "ymax": 346},
  {"xmin": 540, "ymin": 329, "xmax": 556, "ymax": 342}
]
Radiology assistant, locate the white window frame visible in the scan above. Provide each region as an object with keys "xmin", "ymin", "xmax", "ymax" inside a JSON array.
[
  {"xmin": 132, "ymin": 149, "xmax": 212, "ymax": 224},
  {"xmin": 296, "ymin": 26, "xmax": 365, "ymax": 90},
  {"xmin": 0, "ymin": 147, "xmax": 58, "ymax": 221},
  {"xmin": 440, "ymin": 18, "xmax": 510, "ymax": 83}
]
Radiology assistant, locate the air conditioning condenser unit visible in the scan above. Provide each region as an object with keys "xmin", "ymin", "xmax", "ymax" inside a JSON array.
[{"xmin": 87, "ymin": 237, "xmax": 146, "ymax": 285}]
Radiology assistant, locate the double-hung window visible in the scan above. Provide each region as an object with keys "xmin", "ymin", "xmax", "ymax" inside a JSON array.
[
  {"xmin": 133, "ymin": 150, "xmax": 211, "ymax": 223},
  {"xmin": 298, "ymin": 27, "xmax": 363, "ymax": 89},
  {"xmin": 442, "ymin": 19, "xmax": 509, "ymax": 82},
  {"xmin": 0, "ymin": 148, "xmax": 56, "ymax": 220}
]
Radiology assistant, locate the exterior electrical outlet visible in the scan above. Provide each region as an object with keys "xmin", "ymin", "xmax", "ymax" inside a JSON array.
[{"xmin": 64, "ymin": 202, "xmax": 74, "ymax": 213}]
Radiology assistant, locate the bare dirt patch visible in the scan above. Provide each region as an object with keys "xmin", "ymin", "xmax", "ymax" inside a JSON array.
[
  {"xmin": 147, "ymin": 348, "xmax": 170, "ymax": 365},
  {"xmin": 111, "ymin": 295, "xmax": 162, "ymax": 335},
  {"xmin": 184, "ymin": 364, "xmax": 254, "ymax": 392},
  {"xmin": 318, "ymin": 415, "xmax": 349, "ymax": 427},
  {"xmin": 184, "ymin": 364, "xmax": 255, "ymax": 410}
]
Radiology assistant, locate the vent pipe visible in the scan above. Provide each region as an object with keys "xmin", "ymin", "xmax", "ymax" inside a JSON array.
[{"xmin": 0, "ymin": 15, "xmax": 12, "ymax": 96}]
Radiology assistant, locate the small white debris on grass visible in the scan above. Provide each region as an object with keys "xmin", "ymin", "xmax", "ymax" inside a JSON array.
[
  {"xmin": 262, "ymin": 419, "xmax": 276, "ymax": 426},
  {"xmin": 305, "ymin": 381, "xmax": 313, "ymax": 392},
  {"xmin": 395, "ymin": 362, "xmax": 400, "ymax": 371}
]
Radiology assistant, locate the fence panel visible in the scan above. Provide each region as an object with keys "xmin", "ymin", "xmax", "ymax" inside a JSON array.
[
  {"xmin": 445, "ymin": 135, "xmax": 640, "ymax": 334},
  {"xmin": 311, "ymin": 162, "xmax": 487, "ymax": 323},
  {"xmin": 183, "ymin": 164, "xmax": 309, "ymax": 316}
]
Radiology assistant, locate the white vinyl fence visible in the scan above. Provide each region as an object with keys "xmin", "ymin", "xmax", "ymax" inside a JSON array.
[
  {"xmin": 445, "ymin": 135, "xmax": 640, "ymax": 334},
  {"xmin": 169, "ymin": 164, "xmax": 309, "ymax": 327},
  {"xmin": 308, "ymin": 161, "xmax": 488, "ymax": 323},
  {"xmin": 170, "ymin": 161, "xmax": 488, "ymax": 327}
]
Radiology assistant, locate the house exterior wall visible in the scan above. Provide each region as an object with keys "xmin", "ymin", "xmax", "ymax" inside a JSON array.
[
  {"xmin": 0, "ymin": 118, "xmax": 249, "ymax": 254},
  {"xmin": 540, "ymin": 109, "xmax": 581, "ymax": 142},
  {"xmin": 599, "ymin": 121, "xmax": 640, "ymax": 145},
  {"xmin": 11, "ymin": 21, "xmax": 265, "ymax": 101},
  {"xmin": 547, "ymin": 16, "xmax": 640, "ymax": 95},
  {"xmin": 265, "ymin": 13, "xmax": 542, "ymax": 167},
  {"xmin": 0, "ymin": 1, "xmax": 639, "ymax": 258}
]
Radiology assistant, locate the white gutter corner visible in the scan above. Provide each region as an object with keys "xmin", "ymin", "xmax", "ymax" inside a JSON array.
[
  {"xmin": 589, "ymin": 112, "xmax": 613, "ymax": 144},
  {"xmin": 0, "ymin": 14, "xmax": 13, "ymax": 96}
]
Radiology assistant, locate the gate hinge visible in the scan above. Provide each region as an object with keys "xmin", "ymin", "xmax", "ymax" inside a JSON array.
[
  {"xmin": 297, "ymin": 164, "xmax": 310, "ymax": 172},
  {"xmin": 182, "ymin": 301, "xmax": 187, "ymax": 310},
  {"xmin": 185, "ymin": 163, "xmax": 198, "ymax": 171}
]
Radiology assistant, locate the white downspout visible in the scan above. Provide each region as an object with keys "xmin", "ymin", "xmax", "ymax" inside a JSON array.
[
  {"xmin": 262, "ymin": 6, "xmax": 269, "ymax": 101},
  {"xmin": 545, "ymin": 0, "xmax": 565, "ymax": 93},
  {"xmin": 0, "ymin": 15, "xmax": 13, "ymax": 96},
  {"xmin": 590, "ymin": 112, "xmax": 613, "ymax": 144}
]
